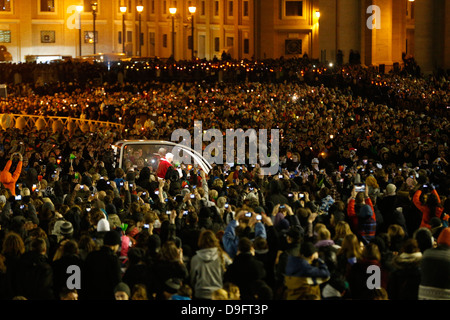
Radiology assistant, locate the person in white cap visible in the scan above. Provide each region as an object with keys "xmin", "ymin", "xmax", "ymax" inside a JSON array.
[
  {"xmin": 156, "ymin": 151, "xmax": 174, "ymax": 180},
  {"xmin": 311, "ymin": 158, "xmax": 320, "ymax": 172}
]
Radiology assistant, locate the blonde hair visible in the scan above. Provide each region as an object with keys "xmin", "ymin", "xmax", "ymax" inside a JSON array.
[
  {"xmin": 334, "ymin": 221, "xmax": 352, "ymax": 241},
  {"xmin": 212, "ymin": 179, "xmax": 224, "ymax": 189},
  {"xmin": 212, "ymin": 289, "xmax": 229, "ymax": 300},
  {"xmin": 317, "ymin": 228, "xmax": 331, "ymax": 241},
  {"xmin": 223, "ymin": 282, "xmax": 240, "ymax": 300},
  {"xmin": 208, "ymin": 189, "xmax": 218, "ymax": 200},
  {"xmin": 387, "ymin": 224, "xmax": 405, "ymax": 239}
]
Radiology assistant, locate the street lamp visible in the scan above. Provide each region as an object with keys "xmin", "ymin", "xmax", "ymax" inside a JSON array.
[
  {"xmin": 120, "ymin": 4, "xmax": 127, "ymax": 54},
  {"xmin": 91, "ymin": 1, "xmax": 98, "ymax": 54},
  {"xmin": 136, "ymin": 3, "xmax": 144, "ymax": 57},
  {"xmin": 315, "ymin": 10, "xmax": 320, "ymax": 19},
  {"xmin": 188, "ymin": 6, "xmax": 196, "ymax": 60},
  {"xmin": 76, "ymin": 5, "xmax": 83, "ymax": 57},
  {"xmin": 169, "ymin": 7, "xmax": 177, "ymax": 59}
]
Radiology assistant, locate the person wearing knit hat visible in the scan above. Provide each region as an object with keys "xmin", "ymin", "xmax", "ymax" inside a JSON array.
[
  {"xmin": 437, "ymin": 227, "xmax": 450, "ymax": 247},
  {"xmin": 114, "ymin": 282, "xmax": 131, "ymax": 300},
  {"xmin": 97, "ymin": 218, "xmax": 110, "ymax": 232},
  {"xmin": 418, "ymin": 227, "xmax": 450, "ymax": 300},
  {"xmin": 103, "ymin": 230, "xmax": 122, "ymax": 247}
]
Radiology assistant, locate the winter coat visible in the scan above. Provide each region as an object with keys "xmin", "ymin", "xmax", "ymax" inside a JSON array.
[
  {"xmin": 122, "ymin": 262, "xmax": 149, "ymax": 293},
  {"xmin": 284, "ymin": 256, "xmax": 330, "ymax": 300},
  {"xmin": 222, "ymin": 220, "xmax": 266, "ymax": 259},
  {"xmin": 418, "ymin": 245, "xmax": 450, "ymax": 300},
  {"xmin": 190, "ymin": 247, "xmax": 232, "ymax": 299},
  {"xmin": 51, "ymin": 254, "xmax": 84, "ymax": 299},
  {"xmin": 413, "ymin": 189, "xmax": 444, "ymax": 229},
  {"xmin": 224, "ymin": 252, "xmax": 267, "ymax": 300},
  {"xmin": 346, "ymin": 258, "xmax": 388, "ymax": 300},
  {"xmin": 387, "ymin": 251, "xmax": 422, "ymax": 300},
  {"xmin": 347, "ymin": 197, "xmax": 376, "ymax": 244},
  {"xmin": 148, "ymin": 259, "xmax": 189, "ymax": 300},
  {"xmin": 15, "ymin": 251, "xmax": 54, "ymax": 300},
  {"xmin": 265, "ymin": 179, "xmax": 289, "ymax": 206},
  {"xmin": 82, "ymin": 246, "xmax": 122, "ymax": 300}
]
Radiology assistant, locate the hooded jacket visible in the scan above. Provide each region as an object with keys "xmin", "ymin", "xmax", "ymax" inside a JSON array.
[
  {"xmin": 284, "ymin": 256, "xmax": 330, "ymax": 300},
  {"xmin": 387, "ymin": 251, "xmax": 422, "ymax": 300},
  {"xmin": 190, "ymin": 247, "xmax": 231, "ymax": 299}
]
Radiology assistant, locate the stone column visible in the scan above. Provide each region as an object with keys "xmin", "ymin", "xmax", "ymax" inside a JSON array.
[
  {"xmin": 445, "ymin": 0, "xmax": 450, "ymax": 70},
  {"xmin": 414, "ymin": 0, "xmax": 435, "ymax": 74},
  {"xmin": 18, "ymin": 0, "xmax": 33, "ymax": 62},
  {"xmin": 318, "ymin": 0, "xmax": 338, "ymax": 63},
  {"xmin": 337, "ymin": 0, "xmax": 362, "ymax": 64}
]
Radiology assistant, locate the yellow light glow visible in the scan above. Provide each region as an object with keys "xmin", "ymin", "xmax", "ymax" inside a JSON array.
[
  {"xmin": 76, "ymin": 5, "xmax": 84, "ymax": 12},
  {"xmin": 315, "ymin": 10, "xmax": 320, "ymax": 18},
  {"xmin": 189, "ymin": 6, "xmax": 197, "ymax": 14},
  {"xmin": 120, "ymin": 6, "xmax": 127, "ymax": 13},
  {"xmin": 136, "ymin": 5, "xmax": 144, "ymax": 13},
  {"xmin": 169, "ymin": 7, "xmax": 177, "ymax": 15}
]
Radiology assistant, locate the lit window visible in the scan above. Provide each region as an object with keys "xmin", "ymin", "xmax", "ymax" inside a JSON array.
[
  {"xmin": 83, "ymin": 0, "xmax": 94, "ymax": 12},
  {"xmin": 40, "ymin": 0, "xmax": 55, "ymax": 12},
  {"xmin": 0, "ymin": 30, "xmax": 11, "ymax": 43},
  {"xmin": 285, "ymin": 1, "xmax": 303, "ymax": 17},
  {"xmin": 0, "ymin": 0, "xmax": 11, "ymax": 12}
]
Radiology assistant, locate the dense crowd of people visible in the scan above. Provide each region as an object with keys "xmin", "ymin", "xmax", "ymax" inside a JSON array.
[{"xmin": 0, "ymin": 57, "xmax": 449, "ymax": 301}]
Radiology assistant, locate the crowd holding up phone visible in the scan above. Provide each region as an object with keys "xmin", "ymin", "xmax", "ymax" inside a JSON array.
[{"xmin": 0, "ymin": 57, "xmax": 448, "ymax": 301}]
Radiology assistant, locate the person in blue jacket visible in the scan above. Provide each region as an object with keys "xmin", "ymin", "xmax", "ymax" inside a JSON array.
[
  {"xmin": 222, "ymin": 209, "xmax": 267, "ymax": 259},
  {"xmin": 284, "ymin": 241, "xmax": 330, "ymax": 300}
]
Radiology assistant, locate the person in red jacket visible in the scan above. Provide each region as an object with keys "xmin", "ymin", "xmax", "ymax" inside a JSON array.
[
  {"xmin": 347, "ymin": 184, "xmax": 377, "ymax": 244},
  {"xmin": 156, "ymin": 149, "xmax": 174, "ymax": 180},
  {"xmin": 413, "ymin": 185, "xmax": 444, "ymax": 229},
  {"xmin": 0, "ymin": 152, "xmax": 23, "ymax": 196}
]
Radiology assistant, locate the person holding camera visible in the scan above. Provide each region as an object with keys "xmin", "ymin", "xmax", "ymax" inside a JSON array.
[
  {"xmin": 284, "ymin": 241, "xmax": 330, "ymax": 300},
  {"xmin": 413, "ymin": 183, "xmax": 444, "ymax": 230},
  {"xmin": 222, "ymin": 209, "xmax": 267, "ymax": 259},
  {"xmin": 0, "ymin": 152, "xmax": 23, "ymax": 196},
  {"xmin": 347, "ymin": 184, "xmax": 377, "ymax": 245}
]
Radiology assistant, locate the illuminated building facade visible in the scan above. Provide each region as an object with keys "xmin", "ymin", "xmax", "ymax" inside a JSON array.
[{"xmin": 0, "ymin": 0, "xmax": 448, "ymax": 73}]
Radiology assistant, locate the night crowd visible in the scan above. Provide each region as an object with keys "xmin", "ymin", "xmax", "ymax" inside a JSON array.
[{"xmin": 0, "ymin": 56, "xmax": 449, "ymax": 301}]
